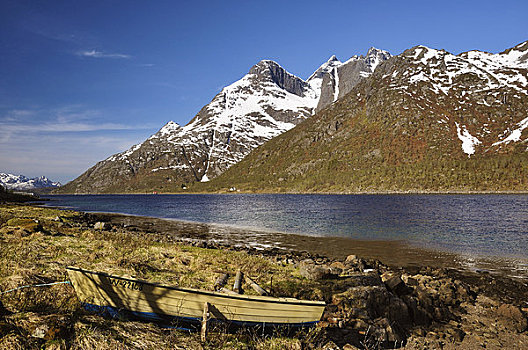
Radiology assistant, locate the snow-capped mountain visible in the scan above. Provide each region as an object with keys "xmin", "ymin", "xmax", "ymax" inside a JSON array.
[
  {"xmin": 60, "ymin": 50, "xmax": 389, "ymax": 193},
  {"xmin": 0, "ymin": 173, "xmax": 61, "ymax": 191},
  {"xmin": 206, "ymin": 40, "xmax": 528, "ymax": 193}
]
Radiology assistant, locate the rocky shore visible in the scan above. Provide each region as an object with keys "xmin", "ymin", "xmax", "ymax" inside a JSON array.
[{"xmin": 0, "ymin": 204, "xmax": 527, "ymax": 349}]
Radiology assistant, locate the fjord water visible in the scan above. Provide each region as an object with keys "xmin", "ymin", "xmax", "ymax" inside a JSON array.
[{"xmin": 45, "ymin": 194, "xmax": 528, "ymax": 260}]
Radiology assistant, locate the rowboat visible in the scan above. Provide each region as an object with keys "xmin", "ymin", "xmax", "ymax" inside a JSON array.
[{"xmin": 66, "ymin": 266, "xmax": 326, "ymax": 327}]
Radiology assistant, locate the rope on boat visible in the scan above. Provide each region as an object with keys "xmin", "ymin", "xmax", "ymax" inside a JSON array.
[{"xmin": 0, "ymin": 281, "xmax": 71, "ymax": 295}]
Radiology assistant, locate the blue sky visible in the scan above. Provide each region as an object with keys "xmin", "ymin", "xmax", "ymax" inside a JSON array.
[{"xmin": 1, "ymin": 0, "xmax": 527, "ymax": 183}]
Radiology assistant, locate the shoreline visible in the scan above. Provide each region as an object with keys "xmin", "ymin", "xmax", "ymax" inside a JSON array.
[
  {"xmin": 70, "ymin": 209, "xmax": 528, "ymax": 301},
  {"xmin": 1, "ymin": 203, "xmax": 527, "ymax": 349},
  {"xmin": 51, "ymin": 190, "xmax": 528, "ymax": 195},
  {"xmin": 41, "ymin": 201, "xmax": 528, "ymax": 281}
]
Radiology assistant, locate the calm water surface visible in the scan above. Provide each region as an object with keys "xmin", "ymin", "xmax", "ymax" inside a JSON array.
[{"xmin": 43, "ymin": 194, "xmax": 528, "ymax": 261}]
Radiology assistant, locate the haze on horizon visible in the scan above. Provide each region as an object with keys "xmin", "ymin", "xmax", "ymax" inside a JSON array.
[{"xmin": 1, "ymin": 0, "xmax": 527, "ymax": 184}]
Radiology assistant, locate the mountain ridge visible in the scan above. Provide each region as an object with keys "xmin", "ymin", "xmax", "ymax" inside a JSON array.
[
  {"xmin": 195, "ymin": 40, "xmax": 528, "ymax": 193},
  {"xmin": 0, "ymin": 173, "xmax": 61, "ymax": 191},
  {"xmin": 58, "ymin": 48, "xmax": 390, "ymax": 194}
]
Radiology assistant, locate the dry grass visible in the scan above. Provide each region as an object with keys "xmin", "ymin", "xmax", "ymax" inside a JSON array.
[{"xmin": 0, "ymin": 205, "xmax": 321, "ymax": 349}]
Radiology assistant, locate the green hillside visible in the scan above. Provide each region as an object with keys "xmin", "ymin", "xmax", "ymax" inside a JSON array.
[{"xmin": 194, "ymin": 48, "xmax": 528, "ymax": 194}]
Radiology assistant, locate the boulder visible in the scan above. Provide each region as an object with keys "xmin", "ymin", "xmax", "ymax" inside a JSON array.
[
  {"xmin": 367, "ymin": 318, "xmax": 406, "ymax": 346},
  {"xmin": 497, "ymin": 304, "xmax": 527, "ymax": 333},
  {"xmin": 344, "ymin": 272, "xmax": 383, "ymax": 287},
  {"xmin": 299, "ymin": 263, "xmax": 333, "ymax": 280},
  {"xmin": 332, "ymin": 286, "xmax": 391, "ymax": 320},
  {"xmin": 401, "ymin": 295, "xmax": 431, "ymax": 326},
  {"xmin": 383, "ymin": 275, "xmax": 410, "ymax": 296},
  {"xmin": 6, "ymin": 218, "xmax": 41, "ymax": 232},
  {"xmin": 387, "ymin": 296, "xmax": 412, "ymax": 327}
]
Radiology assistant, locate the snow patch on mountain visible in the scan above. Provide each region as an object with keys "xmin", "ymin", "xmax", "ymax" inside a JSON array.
[
  {"xmin": 402, "ymin": 44, "xmax": 528, "ymax": 97},
  {"xmin": 455, "ymin": 123, "xmax": 481, "ymax": 156},
  {"xmin": 307, "ymin": 55, "xmax": 342, "ymax": 98},
  {"xmin": 493, "ymin": 116, "xmax": 528, "ymax": 146}
]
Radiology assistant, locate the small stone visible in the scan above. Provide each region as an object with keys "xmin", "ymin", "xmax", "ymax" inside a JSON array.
[
  {"xmin": 94, "ymin": 222, "xmax": 107, "ymax": 230},
  {"xmin": 447, "ymin": 327, "xmax": 465, "ymax": 342},
  {"xmin": 343, "ymin": 344, "xmax": 360, "ymax": 350},
  {"xmin": 322, "ymin": 341, "xmax": 339, "ymax": 350},
  {"xmin": 345, "ymin": 254, "xmax": 358, "ymax": 264},
  {"xmin": 329, "ymin": 261, "xmax": 345, "ymax": 275},
  {"xmin": 31, "ymin": 325, "xmax": 48, "ymax": 339}
]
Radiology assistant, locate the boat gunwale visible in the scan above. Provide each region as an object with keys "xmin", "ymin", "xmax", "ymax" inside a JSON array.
[{"xmin": 66, "ymin": 266, "xmax": 326, "ymax": 306}]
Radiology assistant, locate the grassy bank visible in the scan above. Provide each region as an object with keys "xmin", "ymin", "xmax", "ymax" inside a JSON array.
[
  {"xmin": 0, "ymin": 205, "xmax": 320, "ymax": 349},
  {"xmin": 1, "ymin": 204, "xmax": 527, "ymax": 349}
]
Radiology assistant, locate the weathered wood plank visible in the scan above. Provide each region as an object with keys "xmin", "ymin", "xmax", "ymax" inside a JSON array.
[
  {"xmin": 201, "ymin": 302, "xmax": 209, "ymax": 342},
  {"xmin": 233, "ymin": 270, "xmax": 243, "ymax": 294},
  {"xmin": 244, "ymin": 275, "xmax": 269, "ymax": 296},
  {"xmin": 214, "ymin": 273, "xmax": 229, "ymax": 291}
]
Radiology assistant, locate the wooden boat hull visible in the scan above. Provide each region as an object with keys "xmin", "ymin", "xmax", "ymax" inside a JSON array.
[{"xmin": 66, "ymin": 267, "xmax": 326, "ymax": 327}]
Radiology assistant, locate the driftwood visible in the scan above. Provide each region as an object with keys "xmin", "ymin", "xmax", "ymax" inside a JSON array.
[
  {"xmin": 244, "ymin": 275, "xmax": 269, "ymax": 296},
  {"xmin": 214, "ymin": 273, "xmax": 229, "ymax": 291},
  {"xmin": 233, "ymin": 270, "xmax": 243, "ymax": 294}
]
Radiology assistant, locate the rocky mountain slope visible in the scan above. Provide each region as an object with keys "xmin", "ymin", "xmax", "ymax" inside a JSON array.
[
  {"xmin": 200, "ymin": 40, "xmax": 528, "ymax": 193},
  {"xmin": 312, "ymin": 48, "xmax": 391, "ymax": 112},
  {"xmin": 59, "ymin": 49, "xmax": 390, "ymax": 193},
  {"xmin": 0, "ymin": 173, "xmax": 61, "ymax": 191}
]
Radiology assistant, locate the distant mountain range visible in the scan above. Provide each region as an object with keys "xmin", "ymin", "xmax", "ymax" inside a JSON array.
[
  {"xmin": 58, "ymin": 48, "xmax": 390, "ymax": 193},
  {"xmin": 0, "ymin": 173, "xmax": 61, "ymax": 191},
  {"xmin": 59, "ymin": 40, "xmax": 528, "ymax": 194}
]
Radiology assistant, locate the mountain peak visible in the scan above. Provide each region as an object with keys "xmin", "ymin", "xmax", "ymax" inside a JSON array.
[
  {"xmin": 327, "ymin": 54, "xmax": 339, "ymax": 62},
  {"xmin": 499, "ymin": 40, "xmax": 528, "ymax": 62},
  {"xmin": 164, "ymin": 120, "xmax": 181, "ymax": 128},
  {"xmin": 248, "ymin": 59, "xmax": 308, "ymax": 96},
  {"xmin": 249, "ymin": 59, "xmax": 281, "ymax": 72},
  {"xmin": 365, "ymin": 47, "xmax": 392, "ymax": 72},
  {"xmin": 307, "ymin": 55, "xmax": 342, "ymax": 82},
  {"xmin": 159, "ymin": 120, "xmax": 181, "ymax": 133},
  {"xmin": 366, "ymin": 47, "xmax": 389, "ymax": 56}
]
